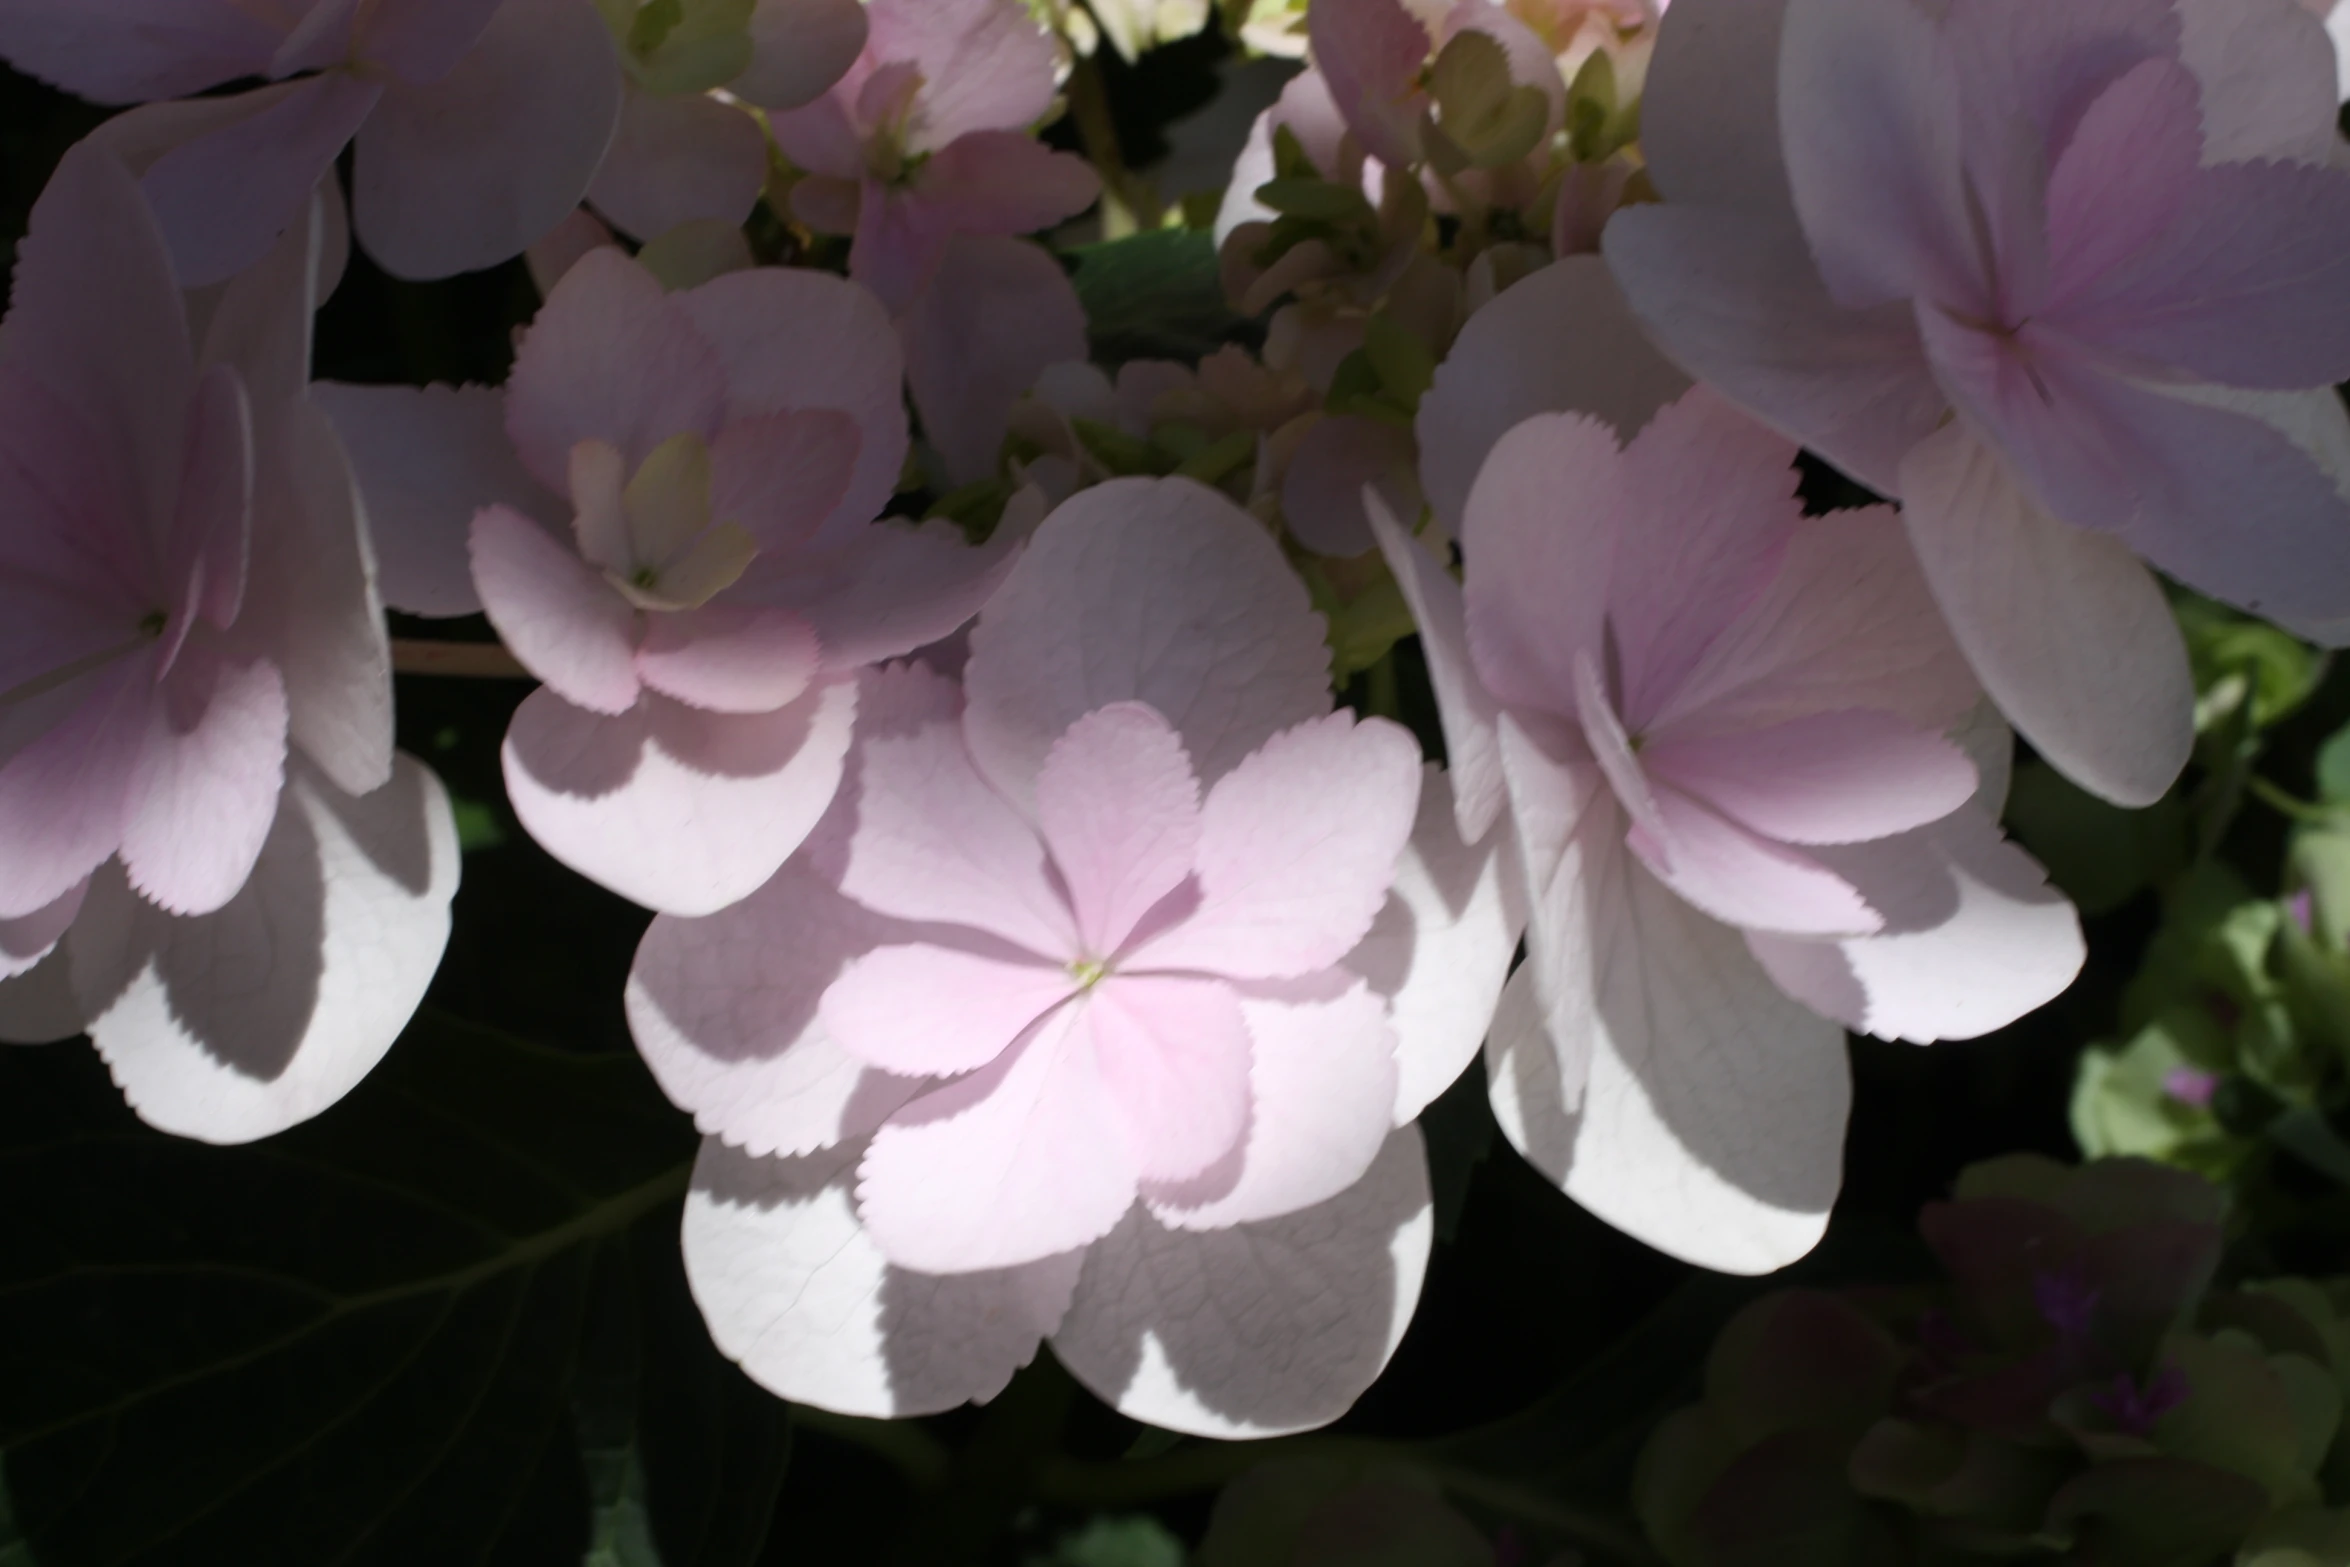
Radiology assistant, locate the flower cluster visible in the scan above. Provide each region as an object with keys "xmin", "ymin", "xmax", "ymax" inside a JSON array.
[{"xmin": 0, "ymin": 0, "xmax": 2344, "ymax": 1438}]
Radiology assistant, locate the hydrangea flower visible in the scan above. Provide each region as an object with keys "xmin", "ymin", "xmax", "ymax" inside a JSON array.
[
  {"xmin": 768, "ymin": 0, "xmax": 1102, "ymax": 312},
  {"xmin": 0, "ymin": 146, "xmax": 457, "ymax": 1143},
  {"xmin": 0, "ymin": 0, "xmax": 625, "ymax": 283},
  {"xmin": 627, "ymin": 477, "xmax": 1518, "ymax": 1433},
  {"xmin": 1605, "ymin": 0, "xmax": 2350, "ymax": 806},
  {"xmin": 1379, "ymin": 364, "xmax": 2082, "ymax": 1273},
  {"xmin": 319, "ymin": 250, "xmax": 1012, "ymax": 916}
]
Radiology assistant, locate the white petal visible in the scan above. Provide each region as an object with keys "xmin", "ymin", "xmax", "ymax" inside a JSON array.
[
  {"xmin": 683, "ymin": 1137, "xmax": 1080, "ymax": 1419},
  {"xmin": 1052, "ymin": 1126, "xmax": 1432, "ymax": 1438}
]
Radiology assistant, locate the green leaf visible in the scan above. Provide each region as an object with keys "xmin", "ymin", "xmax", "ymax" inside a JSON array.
[
  {"xmin": 2317, "ymin": 724, "xmax": 2350, "ymax": 807},
  {"xmin": 0, "ymin": 1013, "xmax": 701, "ymax": 1567},
  {"xmin": 2004, "ymin": 758, "xmax": 2188, "ymax": 915},
  {"xmin": 1068, "ymin": 230, "xmax": 1246, "ymax": 365},
  {"xmin": 1030, "ymin": 1515, "xmax": 1187, "ymax": 1567}
]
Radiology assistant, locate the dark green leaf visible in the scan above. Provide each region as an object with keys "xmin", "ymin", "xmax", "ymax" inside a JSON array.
[
  {"xmin": 0, "ymin": 1013, "xmax": 695, "ymax": 1567},
  {"xmin": 1068, "ymin": 230, "xmax": 1247, "ymax": 365}
]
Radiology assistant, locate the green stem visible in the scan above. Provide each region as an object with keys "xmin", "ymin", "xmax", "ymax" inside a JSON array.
[
  {"xmin": 1067, "ymin": 53, "xmax": 1153, "ymax": 236},
  {"xmin": 2248, "ymin": 774, "xmax": 2343, "ymax": 826}
]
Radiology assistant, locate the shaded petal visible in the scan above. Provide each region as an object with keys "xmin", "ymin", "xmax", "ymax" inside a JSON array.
[
  {"xmin": 0, "ymin": 940, "xmax": 84, "ymax": 1042},
  {"xmin": 743, "ymin": 518, "xmax": 1019, "ymax": 672},
  {"xmin": 710, "ymin": 408, "xmax": 859, "ymax": 555},
  {"xmin": 504, "ymin": 250, "xmax": 728, "ymax": 493},
  {"xmin": 1035, "ymin": 703, "xmax": 1202, "ymax": 958},
  {"xmin": 1459, "ymin": 411, "xmax": 1623, "ymax": 714},
  {"xmin": 914, "ymin": 133, "xmax": 1102, "ymax": 239},
  {"xmin": 1644, "ymin": 709, "xmax": 1978, "ymax": 848},
  {"xmin": 1091, "ymin": 975, "xmax": 1254, "ymax": 1184},
  {"xmin": 870, "ymin": 0, "xmax": 1059, "ymax": 150},
  {"xmin": 1417, "ymin": 256, "xmax": 1690, "ymax": 531},
  {"xmin": 1635, "ymin": 0, "xmax": 1791, "ymax": 208},
  {"xmin": 503, "ymin": 676, "xmax": 856, "ymax": 916},
  {"xmin": 140, "ymin": 74, "xmax": 379, "ymax": 288},
  {"xmin": 1367, "ymin": 495, "xmax": 1505, "ymax": 844},
  {"xmin": 964, "ymin": 476, "xmax": 1332, "ymax": 809},
  {"xmin": 1134, "ymin": 713, "xmax": 1422, "ymax": 980},
  {"xmin": 634, "ymin": 603, "xmax": 821, "ymax": 714},
  {"xmin": 902, "ymin": 235, "xmax": 1090, "ymax": 483},
  {"xmin": 1488, "ymin": 823, "xmax": 1846, "ymax": 1274},
  {"xmin": 1897, "ymin": 421, "xmax": 2192, "ymax": 807},
  {"xmin": 587, "ymin": 86, "xmax": 769, "ymax": 241},
  {"xmin": 121, "ymin": 645, "xmax": 288, "ymax": 917},
  {"xmin": 2176, "ymin": 0, "xmax": 2345, "ymax": 162},
  {"xmin": 68, "ymin": 752, "xmax": 457, "ymax": 1143},
  {"xmin": 1603, "ymin": 204, "xmax": 1945, "ymax": 495},
  {"xmin": 1307, "ymin": 0, "xmax": 1430, "ymax": 168},
  {"xmin": 1053, "ymin": 1125, "xmax": 1431, "ymax": 1438},
  {"xmin": 0, "ymin": 659, "xmax": 149, "ymax": 921},
  {"xmin": 735, "ymin": 0, "xmax": 870, "ymax": 109},
  {"xmin": 683, "ymin": 1137, "xmax": 1079, "ymax": 1418},
  {"xmin": 857, "ymin": 1004, "xmax": 1141, "ymax": 1273},
  {"xmin": 1146, "ymin": 976, "xmax": 1399, "ymax": 1229},
  {"xmin": 1633, "ymin": 782, "xmax": 1882, "ymax": 938},
  {"xmin": 673, "ymin": 267, "xmax": 907, "ymax": 545},
  {"xmin": 1279, "ymin": 413, "xmax": 1419, "ymax": 559},
  {"xmin": 821, "ymin": 943, "xmax": 1075, "ymax": 1079},
  {"xmin": 0, "ymin": 0, "xmax": 279, "ymax": 102},
  {"xmin": 0, "ymin": 879, "xmax": 86, "ymax": 982},
  {"xmin": 351, "ymin": 0, "xmax": 623, "ymax": 280},
  {"xmin": 469, "ymin": 504, "xmax": 640, "ymax": 714},
  {"xmin": 1748, "ymin": 807, "xmax": 2083, "ymax": 1045},
  {"xmin": 313, "ymin": 382, "xmax": 545, "ymax": 618},
  {"xmin": 1346, "ymin": 768, "xmax": 1524, "ymax": 1123},
  {"xmin": 355, "ymin": 0, "xmax": 503, "ymax": 83}
]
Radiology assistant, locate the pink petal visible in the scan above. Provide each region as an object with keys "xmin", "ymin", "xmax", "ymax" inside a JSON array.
[
  {"xmin": 1459, "ymin": 411, "xmax": 1623, "ymax": 715},
  {"xmin": 1897, "ymin": 421, "xmax": 2192, "ymax": 807},
  {"xmin": 1034, "ymin": 703, "xmax": 1203, "ymax": 958},
  {"xmin": 1633, "ymin": 784, "xmax": 1881, "ymax": 938},
  {"xmin": 1778, "ymin": 0, "xmax": 1972, "ymax": 311},
  {"xmin": 1366, "ymin": 496, "xmax": 1505, "ymax": 846},
  {"xmin": 0, "ymin": 0, "xmax": 280, "ymax": 102},
  {"xmin": 351, "ymin": 0, "xmax": 624, "ymax": 280},
  {"xmin": 2177, "ymin": 0, "xmax": 2345, "ymax": 162},
  {"xmin": 354, "ymin": 0, "xmax": 504, "ymax": 83},
  {"xmin": 1280, "ymin": 413, "xmax": 1419, "ymax": 559},
  {"xmin": 503, "ymin": 676, "xmax": 857, "ymax": 916},
  {"xmin": 857, "ymin": 1004, "xmax": 1141, "ymax": 1273},
  {"xmin": 3, "ymin": 141, "xmax": 196, "ymax": 537},
  {"xmin": 1644, "ymin": 709, "xmax": 1977, "ymax": 847},
  {"xmin": 0, "ymin": 658, "xmax": 148, "ymax": 920},
  {"xmin": 1308, "ymin": 0, "xmax": 1430, "ymax": 168},
  {"xmin": 684, "ymin": 1138, "xmax": 1078, "ymax": 1417},
  {"xmin": 168, "ymin": 365, "xmax": 254, "ymax": 637},
  {"xmin": 963, "ymin": 476, "xmax": 1333, "ymax": 809},
  {"xmin": 736, "ymin": 0, "xmax": 871, "ymax": 109},
  {"xmin": 504, "ymin": 250, "xmax": 728, "ymax": 494},
  {"xmin": 1604, "ymin": 388, "xmax": 1801, "ymax": 731},
  {"xmin": 1602, "ymin": 205, "xmax": 1948, "ymax": 496},
  {"xmin": 1653, "ymin": 506, "xmax": 1981, "ymax": 741},
  {"xmin": 587, "ymin": 86, "xmax": 769, "ymax": 241},
  {"xmin": 1146, "ymin": 975, "xmax": 1399, "ymax": 1228},
  {"xmin": 525, "ymin": 205, "xmax": 619, "ymax": 296},
  {"xmin": 72, "ymin": 752, "xmax": 459, "ymax": 1143},
  {"xmin": 634, "ymin": 603, "xmax": 821, "ymax": 714},
  {"xmin": 915, "ymin": 132, "xmax": 1103, "ymax": 241},
  {"xmin": 901, "ymin": 234, "xmax": 1090, "ymax": 483},
  {"xmin": 836, "ymin": 694, "xmax": 1078, "ymax": 957},
  {"xmin": 1417, "ymin": 256, "xmax": 1690, "ymax": 532},
  {"xmin": 312, "ymin": 382, "xmax": 546, "ymax": 618},
  {"xmin": 1, "ymin": 879, "xmax": 86, "ymax": 981},
  {"xmin": 744, "ymin": 517, "xmax": 1018, "ymax": 672},
  {"xmin": 1090, "ymin": 974, "xmax": 1254, "ymax": 1183},
  {"xmin": 671, "ymin": 267, "xmax": 908, "ymax": 546},
  {"xmin": 141, "ymin": 73, "xmax": 381, "ymax": 288},
  {"xmin": 1635, "ymin": 0, "xmax": 1792, "ymax": 208},
  {"xmin": 1052, "ymin": 1125, "xmax": 1431, "ymax": 1438},
  {"xmin": 1486, "ymin": 822, "xmax": 1847, "ymax": 1274},
  {"xmin": 626, "ymin": 808, "xmax": 926, "ymax": 1157},
  {"xmin": 868, "ymin": 0, "xmax": 1059, "ymax": 150},
  {"xmin": 1348, "ymin": 765, "xmax": 1524, "ymax": 1124},
  {"xmin": 121, "ymin": 644, "xmax": 288, "ymax": 917},
  {"xmin": 2034, "ymin": 58, "xmax": 2201, "ymax": 325},
  {"xmin": 1133, "ymin": 713, "xmax": 1421, "ymax": 980},
  {"xmin": 1747, "ymin": 806, "xmax": 2082, "ymax": 1045},
  {"xmin": 469, "ymin": 504, "xmax": 640, "ymax": 714},
  {"xmin": 709, "ymin": 409, "xmax": 860, "ymax": 554},
  {"xmin": 821, "ymin": 943, "xmax": 1076, "ymax": 1078}
]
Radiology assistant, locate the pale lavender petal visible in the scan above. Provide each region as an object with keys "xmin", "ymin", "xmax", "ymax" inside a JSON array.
[
  {"xmin": 120, "ymin": 645, "xmax": 288, "ymax": 917},
  {"xmin": 0, "ymin": 879, "xmax": 86, "ymax": 981},
  {"xmin": 1090, "ymin": 975, "xmax": 1254, "ymax": 1184},
  {"xmin": 1643, "ymin": 709, "xmax": 1977, "ymax": 847},
  {"xmin": 634, "ymin": 604, "xmax": 821, "ymax": 715},
  {"xmin": 1033, "ymin": 703, "xmax": 1202, "ymax": 959},
  {"xmin": 735, "ymin": 0, "xmax": 870, "ymax": 109},
  {"xmin": 902, "ymin": 234, "xmax": 1089, "ymax": 483},
  {"xmin": 587, "ymin": 86, "xmax": 769, "ymax": 241},
  {"xmin": 1366, "ymin": 497, "xmax": 1506, "ymax": 846},
  {"xmin": 469, "ymin": 504, "xmax": 641, "ymax": 715},
  {"xmin": 822, "ymin": 943, "xmax": 1075, "ymax": 1078}
]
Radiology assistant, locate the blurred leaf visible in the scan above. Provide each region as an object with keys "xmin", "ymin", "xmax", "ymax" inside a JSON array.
[
  {"xmin": 1198, "ymin": 1457, "xmax": 1489, "ymax": 1567},
  {"xmin": 2005, "ymin": 759, "xmax": 2188, "ymax": 915},
  {"xmin": 2316, "ymin": 723, "xmax": 2350, "ymax": 807},
  {"xmin": 1032, "ymin": 1514, "xmax": 1187, "ymax": 1567},
  {"xmin": 2177, "ymin": 592, "xmax": 2325, "ymax": 736},
  {"xmin": 1069, "ymin": 229, "xmax": 1245, "ymax": 364},
  {"xmin": 0, "ymin": 1013, "xmax": 699, "ymax": 1567}
]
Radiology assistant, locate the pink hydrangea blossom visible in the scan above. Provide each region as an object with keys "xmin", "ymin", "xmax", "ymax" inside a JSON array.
[
  {"xmin": 628, "ymin": 477, "xmax": 1519, "ymax": 1432},
  {"xmin": 1605, "ymin": 0, "xmax": 2350, "ymax": 807},
  {"xmin": 0, "ymin": 146, "xmax": 457, "ymax": 1143},
  {"xmin": 319, "ymin": 249, "xmax": 1014, "ymax": 916},
  {"xmin": 1378, "ymin": 374, "xmax": 2082, "ymax": 1274},
  {"xmin": 0, "ymin": 0, "xmax": 626, "ymax": 284},
  {"xmin": 768, "ymin": 0, "xmax": 1103, "ymax": 312}
]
